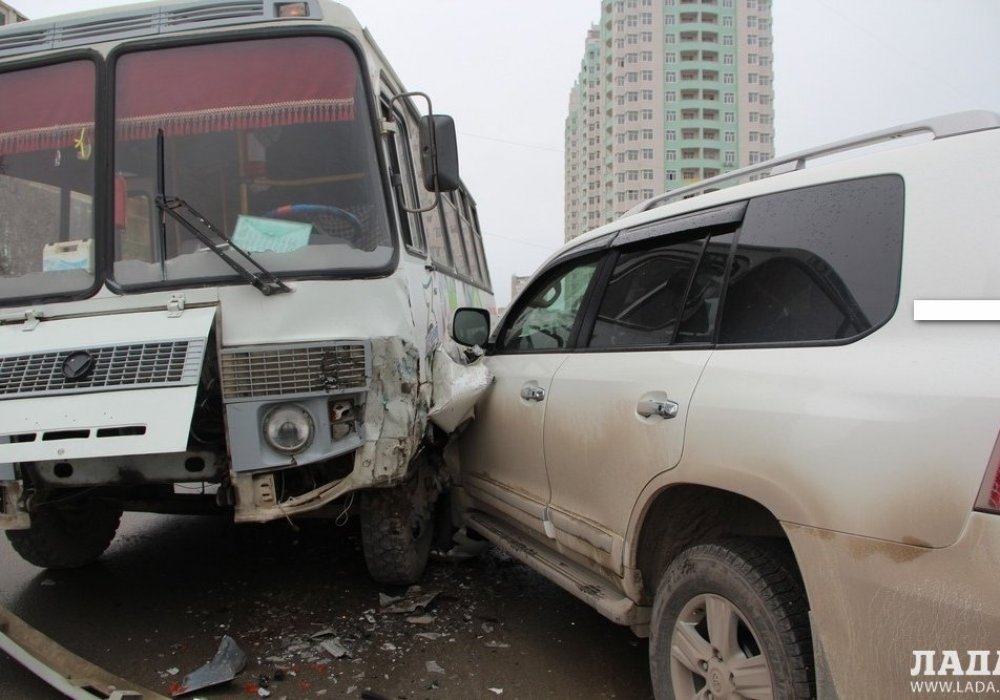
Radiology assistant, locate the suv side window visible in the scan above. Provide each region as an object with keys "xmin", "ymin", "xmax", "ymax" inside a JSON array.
[
  {"xmin": 496, "ymin": 259, "xmax": 599, "ymax": 352},
  {"xmin": 676, "ymin": 233, "xmax": 735, "ymax": 344},
  {"xmin": 720, "ymin": 176, "xmax": 904, "ymax": 344},
  {"xmin": 589, "ymin": 233, "xmax": 733, "ymax": 348}
]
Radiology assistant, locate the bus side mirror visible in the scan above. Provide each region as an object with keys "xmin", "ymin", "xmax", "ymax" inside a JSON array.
[
  {"xmin": 452, "ymin": 307, "xmax": 491, "ymax": 347},
  {"xmin": 419, "ymin": 114, "xmax": 460, "ymax": 193}
]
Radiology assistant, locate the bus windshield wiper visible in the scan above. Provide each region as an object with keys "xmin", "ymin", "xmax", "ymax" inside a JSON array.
[{"xmin": 154, "ymin": 130, "xmax": 291, "ymax": 296}]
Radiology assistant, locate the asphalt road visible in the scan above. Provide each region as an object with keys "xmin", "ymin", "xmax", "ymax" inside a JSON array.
[{"xmin": 0, "ymin": 512, "xmax": 654, "ymax": 699}]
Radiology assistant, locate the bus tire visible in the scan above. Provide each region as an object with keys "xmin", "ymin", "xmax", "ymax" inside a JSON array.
[
  {"xmin": 360, "ymin": 477, "xmax": 434, "ymax": 586},
  {"xmin": 6, "ymin": 500, "xmax": 123, "ymax": 569}
]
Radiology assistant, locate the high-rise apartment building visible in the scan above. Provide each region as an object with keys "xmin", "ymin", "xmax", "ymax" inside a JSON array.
[{"xmin": 565, "ymin": 0, "xmax": 774, "ymax": 240}]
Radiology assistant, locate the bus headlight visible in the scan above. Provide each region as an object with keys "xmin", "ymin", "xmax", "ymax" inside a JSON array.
[{"xmin": 262, "ymin": 404, "xmax": 314, "ymax": 455}]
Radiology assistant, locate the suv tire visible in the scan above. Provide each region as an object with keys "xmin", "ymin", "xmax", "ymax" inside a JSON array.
[
  {"xmin": 6, "ymin": 500, "xmax": 122, "ymax": 569},
  {"xmin": 649, "ymin": 539, "xmax": 813, "ymax": 700}
]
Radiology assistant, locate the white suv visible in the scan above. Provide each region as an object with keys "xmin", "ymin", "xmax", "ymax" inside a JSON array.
[{"xmin": 449, "ymin": 112, "xmax": 1000, "ymax": 699}]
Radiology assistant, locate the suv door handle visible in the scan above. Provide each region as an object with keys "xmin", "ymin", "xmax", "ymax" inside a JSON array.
[
  {"xmin": 636, "ymin": 398, "xmax": 678, "ymax": 419},
  {"xmin": 520, "ymin": 384, "xmax": 546, "ymax": 402}
]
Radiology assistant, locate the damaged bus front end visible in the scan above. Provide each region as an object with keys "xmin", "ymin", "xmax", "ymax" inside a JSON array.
[{"xmin": 0, "ymin": 0, "xmax": 493, "ymax": 585}]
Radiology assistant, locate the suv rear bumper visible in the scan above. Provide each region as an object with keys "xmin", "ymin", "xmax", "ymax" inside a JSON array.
[{"xmin": 786, "ymin": 513, "xmax": 1000, "ymax": 698}]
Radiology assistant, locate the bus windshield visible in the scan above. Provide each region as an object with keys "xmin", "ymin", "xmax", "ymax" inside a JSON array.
[
  {"xmin": 0, "ymin": 60, "xmax": 97, "ymax": 303},
  {"xmin": 113, "ymin": 36, "xmax": 393, "ymax": 288}
]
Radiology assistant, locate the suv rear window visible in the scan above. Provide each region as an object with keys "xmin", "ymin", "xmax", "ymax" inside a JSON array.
[{"xmin": 719, "ymin": 175, "xmax": 904, "ymax": 345}]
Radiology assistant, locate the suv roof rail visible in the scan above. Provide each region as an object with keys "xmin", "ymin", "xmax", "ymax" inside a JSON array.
[{"xmin": 628, "ymin": 110, "xmax": 1000, "ymax": 215}]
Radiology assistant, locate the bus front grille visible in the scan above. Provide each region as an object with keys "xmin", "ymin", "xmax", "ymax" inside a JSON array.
[
  {"xmin": 0, "ymin": 339, "xmax": 206, "ymax": 399},
  {"xmin": 220, "ymin": 342, "xmax": 369, "ymax": 401}
]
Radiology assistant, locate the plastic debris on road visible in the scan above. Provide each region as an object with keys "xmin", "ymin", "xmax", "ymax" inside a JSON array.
[
  {"xmin": 319, "ymin": 638, "xmax": 351, "ymax": 659},
  {"xmin": 379, "ymin": 587, "xmax": 439, "ymax": 614},
  {"xmin": 170, "ymin": 635, "xmax": 247, "ymax": 697}
]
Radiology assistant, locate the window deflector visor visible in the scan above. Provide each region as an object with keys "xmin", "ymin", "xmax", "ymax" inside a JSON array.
[{"xmin": 616, "ymin": 200, "xmax": 747, "ymax": 248}]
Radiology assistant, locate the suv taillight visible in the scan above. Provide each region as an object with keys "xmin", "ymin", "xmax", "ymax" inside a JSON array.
[{"xmin": 974, "ymin": 432, "xmax": 1000, "ymax": 514}]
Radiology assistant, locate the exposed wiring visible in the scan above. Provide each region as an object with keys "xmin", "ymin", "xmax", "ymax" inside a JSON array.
[{"xmin": 335, "ymin": 491, "xmax": 355, "ymax": 527}]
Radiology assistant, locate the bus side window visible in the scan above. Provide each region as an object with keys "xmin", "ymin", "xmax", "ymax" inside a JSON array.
[
  {"xmin": 402, "ymin": 106, "xmax": 452, "ymax": 269},
  {"xmin": 473, "ymin": 234, "xmax": 490, "ymax": 289},
  {"xmin": 468, "ymin": 199, "xmax": 491, "ymax": 289},
  {"xmin": 381, "ymin": 98, "xmax": 426, "ymax": 254},
  {"xmin": 422, "ymin": 194, "xmax": 451, "ymax": 269},
  {"xmin": 439, "ymin": 192, "xmax": 469, "ymax": 277},
  {"xmin": 454, "ymin": 190, "xmax": 480, "ymax": 283},
  {"xmin": 457, "ymin": 189, "xmax": 488, "ymax": 288}
]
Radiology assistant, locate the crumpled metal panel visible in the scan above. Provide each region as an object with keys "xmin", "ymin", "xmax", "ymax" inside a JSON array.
[{"xmin": 428, "ymin": 347, "xmax": 493, "ymax": 434}]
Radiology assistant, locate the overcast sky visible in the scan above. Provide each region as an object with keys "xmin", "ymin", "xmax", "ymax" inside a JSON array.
[{"xmin": 10, "ymin": 0, "xmax": 1000, "ymax": 305}]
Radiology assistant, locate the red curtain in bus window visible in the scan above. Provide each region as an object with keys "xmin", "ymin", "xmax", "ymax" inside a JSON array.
[
  {"xmin": 0, "ymin": 61, "xmax": 96, "ymax": 155},
  {"xmin": 115, "ymin": 37, "xmax": 358, "ymax": 141}
]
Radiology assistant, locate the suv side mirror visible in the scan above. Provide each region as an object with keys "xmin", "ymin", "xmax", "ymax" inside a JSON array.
[
  {"xmin": 452, "ymin": 307, "xmax": 491, "ymax": 347},
  {"xmin": 419, "ymin": 114, "xmax": 460, "ymax": 192}
]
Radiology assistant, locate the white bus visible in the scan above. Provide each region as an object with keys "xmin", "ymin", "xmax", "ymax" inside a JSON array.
[{"xmin": 0, "ymin": 0, "xmax": 493, "ymax": 585}]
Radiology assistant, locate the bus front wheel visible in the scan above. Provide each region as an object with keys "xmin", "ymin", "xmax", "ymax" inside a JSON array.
[
  {"xmin": 359, "ymin": 472, "xmax": 435, "ymax": 586},
  {"xmin": 6, "ymin": 499, "xmax": 122, "ymax": 569}
]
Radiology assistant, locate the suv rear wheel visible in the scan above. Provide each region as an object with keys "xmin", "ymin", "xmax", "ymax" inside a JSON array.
[{"xmin": 649, "ymin": 540, "xmax": 813, "ymax": 700}]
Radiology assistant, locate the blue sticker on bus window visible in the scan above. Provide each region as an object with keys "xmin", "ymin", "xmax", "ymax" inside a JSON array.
[{"xmin": 232, "ymin": 215, "xmax": 311, "ymax": 253}]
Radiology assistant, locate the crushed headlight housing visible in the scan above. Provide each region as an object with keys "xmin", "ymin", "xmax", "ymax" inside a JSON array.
[{"xmin": 329, "ymin": 399, "xmax": 356, "ymax": 441}]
